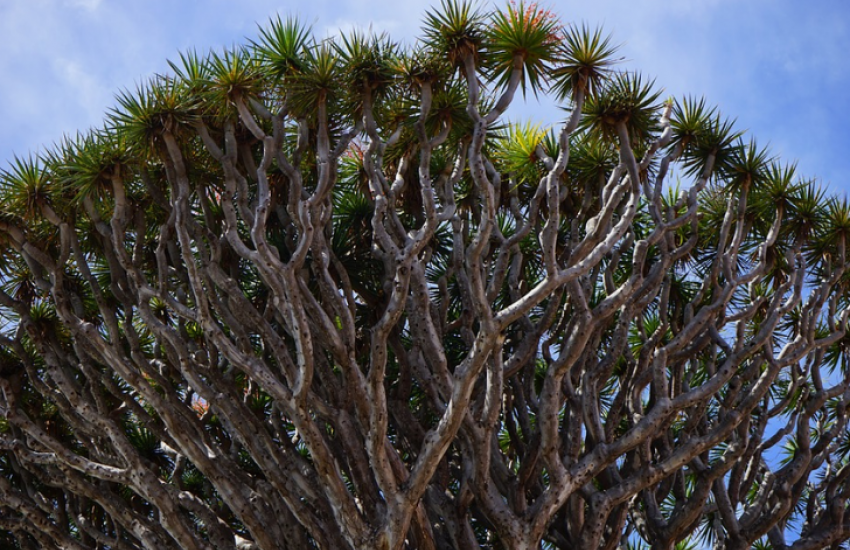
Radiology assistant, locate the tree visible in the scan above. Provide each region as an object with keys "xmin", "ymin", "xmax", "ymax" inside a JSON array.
[{"xmin": 0, "ymin": 1, "xmax": 849, "ymax": 549}]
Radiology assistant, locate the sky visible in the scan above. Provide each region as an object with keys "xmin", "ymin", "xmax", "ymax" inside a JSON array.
[{"xmin": 1, "ymin": 0, "xmax": 849, "ymax": 195}]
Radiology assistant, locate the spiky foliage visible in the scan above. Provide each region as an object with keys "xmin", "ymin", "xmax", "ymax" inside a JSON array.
[
  {"xmin": 422, "ymin": 0, "xmax": 486, "ymax": 70},
  {"xmin": 550, "ymin": 24, "xmax": 619, "ymax": 100},
  {"xmin": 0, "ymin": 155, "xmax": 54, "ymax": 219},
  {"xmin": 486, "ymin": 2, "xmax": 562, "ymax": 95},
  {"xmin": 336, "ymin": 30, "xmax": 399, "ymax": 116},
  {"xmin": 677, "ymin": 102, "xmax": 741, "ymax": 178},
  {"xmin": 286, "ymin": 40, "xmax": 342, "ymax": 118},
  {"xmin": 252, "ymin": 16, "xmax": 312, "ymax": 83},
  {"xmin": 111, "ymin": 76, "xmax": 198, "ymax": 152},
  {"xmin": 723, "ymin": 136, "xmax": 773, "ymax": 191},
  {"xmin": 0, "ymin": 4, "xmax": 848, "ymax": 550},
  {"xmin": 581, "ymin": 71, "xmax": 662, "ymax": 143},
  {"xmin": 494, "ymin": 120, "xmax": 548, "ymax": 184},
  {"xmin": 205, "ymin": 46, "xmax": 266, "ymax": 108}
]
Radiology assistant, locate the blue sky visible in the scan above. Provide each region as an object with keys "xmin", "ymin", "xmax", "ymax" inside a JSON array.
[{"xmin": 1, "ymin": 0, "xmax": 849, "ymax": 194}]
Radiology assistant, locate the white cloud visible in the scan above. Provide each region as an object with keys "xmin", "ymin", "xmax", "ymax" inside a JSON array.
[
  {"xmin": 53, "ymin": 58, "xmax": 111, "ymax": 124},
  {"xmin": 63, "ymin": 0, "xmax": 102, "ymax": 10}
]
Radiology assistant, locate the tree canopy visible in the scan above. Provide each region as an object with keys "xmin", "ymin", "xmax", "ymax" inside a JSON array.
[{"xmin": 1, "ymin": 2, "xmax": 850, "ymax": 549}]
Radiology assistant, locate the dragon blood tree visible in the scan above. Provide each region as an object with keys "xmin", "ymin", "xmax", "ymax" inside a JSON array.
[{"xmin": 1, "ymin": 2, "xmax": 849, "ymax": 549}]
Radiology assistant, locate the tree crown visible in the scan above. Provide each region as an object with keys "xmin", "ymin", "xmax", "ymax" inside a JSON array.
[{"xmin": 0, "ymin": 3, "xmax": 848, "ymax": 550}]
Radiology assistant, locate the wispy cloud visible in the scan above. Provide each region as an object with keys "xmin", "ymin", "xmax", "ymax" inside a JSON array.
[
  {"xmin": 53, "ymin": 58, "xmax": 111, "ymax": 123},
  {"xmin": 63, "ymin": 0, "xmax": 103, "ymax": 11}
]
